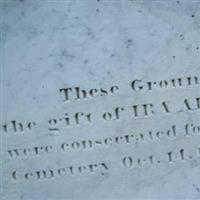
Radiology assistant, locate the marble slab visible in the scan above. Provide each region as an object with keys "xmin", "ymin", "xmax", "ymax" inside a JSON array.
[{"xmin": 1, "ymin": 0, "xmax": 200, "ymax": 199}]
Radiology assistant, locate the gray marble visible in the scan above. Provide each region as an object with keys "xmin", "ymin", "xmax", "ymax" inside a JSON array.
[{"xmin": 1, "ymin": 0, "xmax": 200, "ymax": 199}]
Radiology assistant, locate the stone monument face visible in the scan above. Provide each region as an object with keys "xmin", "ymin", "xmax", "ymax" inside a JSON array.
[{"xmin": 1, "ymin": 0, "xmax": 200, "ymax": 199}]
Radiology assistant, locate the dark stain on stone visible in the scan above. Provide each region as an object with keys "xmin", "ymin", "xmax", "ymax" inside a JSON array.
[
  {"xmin": 107, "ymin": 71, "xmax": 111, "ymax": 75},
  {"xmin": 110, "ymin": 53, "xmax": 115, "ymax": 57},
  {"xmin": 185, "ymin": 44, "xmax": 192, "ymax": 50},
  {"xmin": 193, "ymin": 184, "xmax": 200, "ymax": 193},
  {"xmin": 192, "ymin": 14, "xmax": 195, "ymax": 18},
  {"xmin": 60, "ymin": 49, "xmax": 74, "ymax": 60},
  {"xmin": 86, "ymin": 27, "xmax": 95, "ymax": 39},
  {"xmin": 84, "ymin": 59, "xmax": 89, "ymax": 64},
  {"xmin": 183, "ymin": 175, "xmax": 187, "ymax": 179},
  {"xmin": 180, "ymin": 33, "xmax": 184, "ymax": 40},
  {"xmin": 21, "ymin": 12, "xmax": 25, "ymax": 16},
  {"xmin": 101, "ymin": 172, "xmax": 109, "ymax": 178},
  {"xmin": 89, "ymin": 71, "xmax": 95, "ymax": 76},
  {"xmin": 125, "ymin": 39, "xmax": 134, "ymax": 48},
  {"xmin": 58, "ymin": 62, "xmax": 64, "ymax": 68}
]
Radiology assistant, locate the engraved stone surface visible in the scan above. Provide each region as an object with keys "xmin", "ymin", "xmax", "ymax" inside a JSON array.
[{"xmin": 1, "ymin": 0, "xmax": 200, "ymax": 199}]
